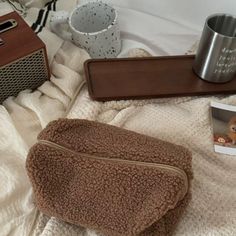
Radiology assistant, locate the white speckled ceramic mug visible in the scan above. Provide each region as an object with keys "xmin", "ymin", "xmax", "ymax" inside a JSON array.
[{"xmin": 50, "ymin": 1, "xmax": 121, "ymax": 58}]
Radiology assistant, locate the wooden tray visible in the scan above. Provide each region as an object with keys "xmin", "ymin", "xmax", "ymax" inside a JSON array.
[{"xmin": 84, "ymin": 55, "xmax": 236, "ymax": 101}]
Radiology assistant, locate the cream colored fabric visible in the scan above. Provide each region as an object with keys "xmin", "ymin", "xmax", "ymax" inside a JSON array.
[
  {"xmin": 0, "ymin": 41, "xmax": 90, "ymax": 236},
  {"xmin": 68, "ymin": 90, "xmax": 236, "ymax": 236},
  {"xmin": 0, "ymin": 1, "xmax": 236, "ymax": 236}
]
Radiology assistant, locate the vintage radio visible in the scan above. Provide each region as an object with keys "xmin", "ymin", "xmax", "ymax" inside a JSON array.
[{"xmin": 0, "ymin": 11, "xmax": 50, "ymax": 103}]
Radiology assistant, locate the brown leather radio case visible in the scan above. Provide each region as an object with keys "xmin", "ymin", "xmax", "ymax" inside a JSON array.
[{"xmin": 0, "ymin": 11, "xmax": 50, "ymax": 103}]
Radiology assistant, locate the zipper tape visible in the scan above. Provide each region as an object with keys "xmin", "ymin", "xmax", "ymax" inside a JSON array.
[{"xmin": 38, "ymin": 139, "xmax": 189, "ymax": 200}]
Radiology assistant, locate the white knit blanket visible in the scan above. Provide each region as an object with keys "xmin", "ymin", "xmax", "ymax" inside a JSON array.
[{"xmin": 0, "ymin": 1, "xmax": 236, "ymax": 236}]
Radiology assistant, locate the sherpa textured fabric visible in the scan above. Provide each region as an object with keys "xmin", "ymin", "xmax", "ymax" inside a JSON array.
[{"xmin": 26, "ymin": 119, "xmax": 192, "ymax": 236}]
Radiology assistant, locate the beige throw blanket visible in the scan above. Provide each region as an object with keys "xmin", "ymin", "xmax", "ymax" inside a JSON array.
[{"xmin": 0, "ymin": 1, "xmax": 235, "ymax": 236}]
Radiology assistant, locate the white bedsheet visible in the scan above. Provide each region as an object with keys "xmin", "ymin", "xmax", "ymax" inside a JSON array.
[{"xmin": 0, "ymin": 1, "xmax": 236, "ymax": 236}]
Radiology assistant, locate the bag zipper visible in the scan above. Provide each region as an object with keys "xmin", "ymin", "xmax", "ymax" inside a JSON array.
[{"xmin": 38, "ymin": 139, "xmax": 189, "ymax": 200}]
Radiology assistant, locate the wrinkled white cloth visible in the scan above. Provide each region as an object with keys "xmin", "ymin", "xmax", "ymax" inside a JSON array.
[
  {"xmin": 0, "ymin": 40, "xmax": 90, "ymax": 236},
  {"xmin": 0, "ymin": 1, "xmax": 236, "ymax": 236}
]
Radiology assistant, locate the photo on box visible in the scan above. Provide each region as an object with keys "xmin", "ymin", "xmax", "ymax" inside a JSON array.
[{"xmin": 211, "ymin": 101, "xmax": 236, "ymax": 155}]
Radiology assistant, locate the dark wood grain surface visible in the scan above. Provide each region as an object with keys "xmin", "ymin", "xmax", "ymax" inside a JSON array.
[{"xmin": 84, "ymin": 56, "xmax": 236, "ymax": 101}]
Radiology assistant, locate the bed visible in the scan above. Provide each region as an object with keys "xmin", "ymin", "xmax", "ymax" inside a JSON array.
[{"xmin": 0, "ymin": 0, "xmax": 235, "ymax": 235}]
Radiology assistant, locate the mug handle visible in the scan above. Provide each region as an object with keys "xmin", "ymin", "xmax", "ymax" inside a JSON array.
[{"xmin": 50, "ymin": 11, "xmax": 72, "ymax": 41}]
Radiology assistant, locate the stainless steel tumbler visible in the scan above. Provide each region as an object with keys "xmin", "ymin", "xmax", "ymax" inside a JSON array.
[{"xmin": 193, "ymin": 14, "xmax": 236, "ymax": 83}]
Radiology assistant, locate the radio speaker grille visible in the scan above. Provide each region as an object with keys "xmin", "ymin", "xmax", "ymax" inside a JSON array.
[{"xmin": 0, "ymin": 49, "xmax": 48, "ymax": 103}]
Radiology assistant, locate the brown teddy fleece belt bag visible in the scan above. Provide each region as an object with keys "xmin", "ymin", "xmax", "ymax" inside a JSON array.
[{"xmin": 26, "ymin": 119, "xmax": 192, "ymax": 236}]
